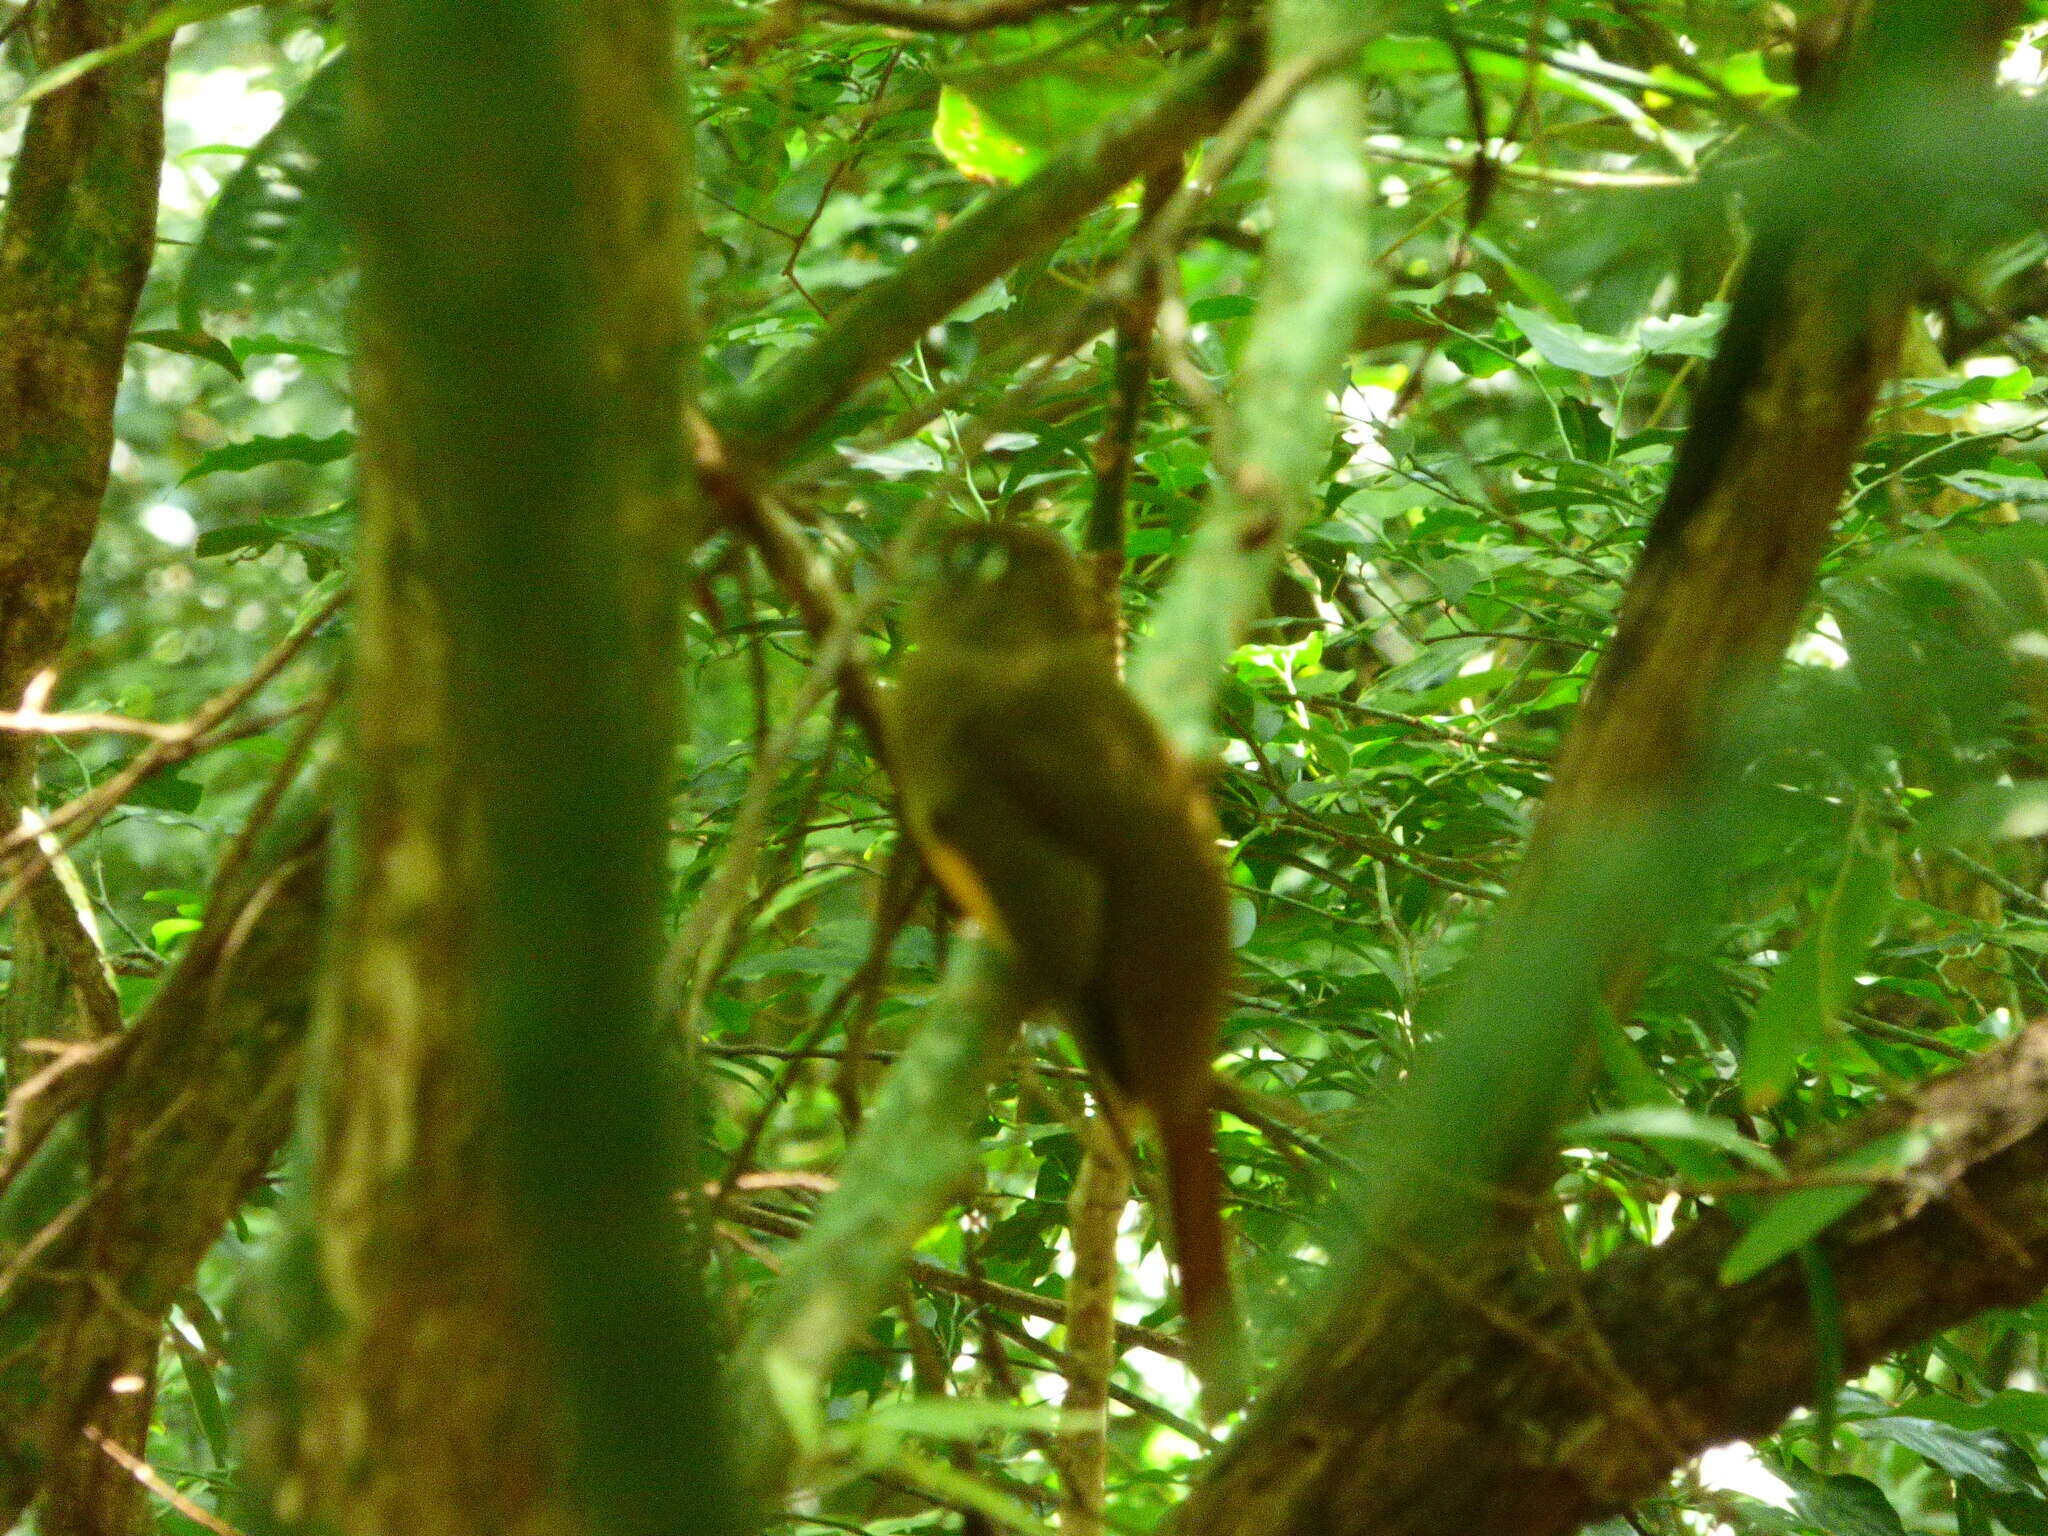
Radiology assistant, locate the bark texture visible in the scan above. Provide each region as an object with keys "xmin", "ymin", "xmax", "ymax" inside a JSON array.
[
  {"xmin": 0, "ymin": 5, "xmax": 168, "ymax": 1529},
  {"xmin": 294, "ymin": 3, "xmax": 724, "ymax": 1534},
  {"xmin": 1175, "ymin": 1023, "xmax": 2048, "ymax": 1536},
  {"xmin": 0, "ymin": 825, "xmax": 327, "ymax": 1531},
  {"xmin": 0, "ymin": 0, "xmax": 167, "ymax": 1082}
]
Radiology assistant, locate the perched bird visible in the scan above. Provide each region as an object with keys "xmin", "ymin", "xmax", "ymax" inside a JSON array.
[{"xmin": 890, "ymin": 522, "xmax": 1245, "ymax": 1415}]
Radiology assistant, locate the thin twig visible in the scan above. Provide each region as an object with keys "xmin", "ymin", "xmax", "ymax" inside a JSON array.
[
  {"xmin": 783, "ymin": 48, "xmax": 903, "ymax": 294},
  {"xmin": 726, "ymin": 1199, "xmax": 1187, "ymax": 1359},
  {"xmin": 0, "ymin": 588, "xmax": 347, "ymax": 918},
  {"xmin": 83, "ymin": 1427, "xmax": 247, "ymax": 1536},
  {"xmin": 662, "ymin": 586, "xmax": 880, "ymax": 1027}
]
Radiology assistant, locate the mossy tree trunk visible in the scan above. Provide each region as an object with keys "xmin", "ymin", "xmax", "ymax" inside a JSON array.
[
  {"xmin": 288, "ymin": 4, "xmax": 734, "ymax": 1534},
  {"xmin": 0, "ymin": 0, "xmax": 165, "ymax": 1084},
  {"xmin": 0, "ymin": 4, "xmax": 167, "ymax": 1531}
]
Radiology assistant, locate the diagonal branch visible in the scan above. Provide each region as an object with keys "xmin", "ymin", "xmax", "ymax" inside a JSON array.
[
  {"xmin": 707, "ymin": 27, "xmax": 1261, "ymax": 475},
  {"xmin": 1175, "ymin": 1021, "xmax": 2048, "ymax": 1536}
]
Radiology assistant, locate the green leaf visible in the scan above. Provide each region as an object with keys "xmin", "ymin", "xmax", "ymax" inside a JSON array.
[
  {"xmin": 1639, "ymin": 304, "xmax": 1728, "ymax": 359},
  {"xmin": 1959, "ymin": 1483, "xmax": 1996, "ymax": 1536},
  {"xmin": 179, "ymin": 53, "xmax": 350, "ymax": 326},
  {"xmin": 1898, "ymin": 1390, "xmax": 2048, "ymax": 1439},
  {"xmin": 2, "ymin": 0, "xmax": 267, "ymax": 116},
  {"xmin": 179, "ymin": 431, "xmax": 355, "ymax": 484},
  {"xmin": 1189, "ymin": 295, "xmax": 1258, "ymax": 324},
  {"xmin": 1720, "ymin": 1133, "xmax": 1919, "ymax": 1286},
  {"xmin": 939, "ymin": 22, "xmax": 1161, "ymax": 156},
  {"xmin": 1919, "ymin": 782, "xmax": 2048, "ymax": 845},
  {"xmin": 230, "ymin": 333, "xmax": 348, "ymax": 364},
  {"xmin": 170, "ymin": 1328, "xmax": 235, "ymax": 1467},
  {"xmin": 1855, "ymin": 1418, "xmax": 2041, "ymax": 1494},
  {"xmin": 1445, "ymin": 334, "xmax": 1517, "ymax": 378},
  {"xmin": 1566, "ymin": 1107, "xmax": 1783, "ymax": 1176},
  {"xmin": 1942, "ymin": 470, "xmax": 2048, "ymax": 506},
  {"xmin": 1781, "ymin": 1470, "xmax": 1908, "ymax": 1536},
  {"xmin": 152, "ymin": 916, "xmax": 205, "ymax": 947},
  {"xmin": 1802, "ymin": 1249, "xmax": 1845, "ymax": 1452},
  {"xmin": 1742, "ymin": 830, "xmax": 1893, "ymax": 1110},
  {"xmin": 1718, "ymin": 50, "xmax": 1799, "ymax": 100},
  {"xmin": 196, "ymin": 501, "xmax": 355, "ymax": 569},
  {"xmin": 1504, "ymin": 303, "xmax": 1642, "ymax": 377},
  {"xmin": 1591, "ymin": 1009, "xmax": 1676, "ymax": 1105},
  {"xmin": 1360, "ymin": 33, "xmax": 1708, "ymax": 116},
  {"xmin": 127, "ymin": 769, "xmax": 203, "ymax": 815},
  {"xmin": 131, "ymin": 327, "xmax": 244, "ymax": 380},
  {"xmin": 932, "ymin": 86, "xmax": 1042, "ymax": 183}
]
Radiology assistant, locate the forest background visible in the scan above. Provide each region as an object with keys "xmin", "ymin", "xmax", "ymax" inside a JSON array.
[{"xmin": 10, "ymin": 3, "xmax": 2048, "ymax": 1536}]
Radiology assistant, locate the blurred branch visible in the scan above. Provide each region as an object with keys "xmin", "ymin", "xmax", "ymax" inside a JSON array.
[
  {"xmin": 1129, "ymin": 3, "xmax": 1385, "ymax": 747},
  {"xmin": 0, "ymin": 5, "xmax": 170, "ymax": 1520},
  {"xmin": 83, "ymin": 1427, "xmax": 248, "ymax": 1536},
  {"xmin": 313, "ymin": 1, "xmax": 734, "ymax": 1532},
  {"xmin": 724, "ymin": 1197, "xmax": 1188, "ymax": 1359},
  {"xmin": 1058, "ymin": 1117, "xmax": 1128, "ymax": 1536},
  {"xmin": 0, "ymin": 807, "xmax": 328, "ymax": 1531},
  {"xmin": 1365, "ymin": 138, "xmax": 1689, "ymax": 190},
  {"xmin": 729, "ymin": 941, "xmax": 1030, "ymax": 1504}
]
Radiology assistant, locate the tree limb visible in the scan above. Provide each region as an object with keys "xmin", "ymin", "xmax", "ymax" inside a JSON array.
[
  {"xmin": 707, "ymin": 27, "xmax": 1262, "ymax": 476},
  {"xmin": 1175, "ymin": 1020, "xmax": 2048, "ymax": 1536}
]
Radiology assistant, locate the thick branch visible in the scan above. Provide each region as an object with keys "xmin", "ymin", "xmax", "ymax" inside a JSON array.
[
  {"xmin": 0, "ymin": 3, "xmax": 168, "ymax": 1525},
  {"xmin": 707, "ymin": 28, "xmax": 1261, "ymax": 476},
  {"xmin": 0, "ymin": 0, "xmax": 166, "ymax": 1098},
  {"xmin": 1328, "ymin": 0, "xmax": 2018, "ymax": 1339},
  {"xmin": 1175, "ymin": 1022, "xmax": 2048, "ymax": 1536},
  {"xmin": 309, "ymin": 4, "xmax": 735, "ymax": 1533},
  {"xmin": 0, "ymin": 821, "xmax": 327, "ymax": 1530}
]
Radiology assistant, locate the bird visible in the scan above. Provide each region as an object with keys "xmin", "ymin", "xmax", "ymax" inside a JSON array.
[{"xmin": 890, "ymin": 521, "xmax": 1245, "ymax": 1416}]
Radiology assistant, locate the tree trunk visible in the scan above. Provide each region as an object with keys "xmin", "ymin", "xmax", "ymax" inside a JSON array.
[
  {"xmin": 1174, "ymin": 1022, "xmax": 2048, "ymax": 1536},
  {"xmin": 0, "ymin": 0, "xmax": 166, "ymax": 1079},
  {"xmin": 0, "ymin": 4, "xmax": 168, "ymax": 1529},
  {"xmin": 290, "ymin": 4, "xmax": 731, "ymax": 1533}
]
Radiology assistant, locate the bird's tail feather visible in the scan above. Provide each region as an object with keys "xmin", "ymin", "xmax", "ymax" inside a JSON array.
[{"xmin": 1159, "ymin": 1109, "xmax": 1246, "ymax": 1420}]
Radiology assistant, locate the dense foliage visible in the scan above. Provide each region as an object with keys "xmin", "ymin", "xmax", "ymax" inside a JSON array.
[{"xmin": 12, "ymin": 2, "xmax": 2048, "ymax": 1533}]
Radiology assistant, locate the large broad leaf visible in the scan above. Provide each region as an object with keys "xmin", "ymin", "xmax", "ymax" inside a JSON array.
[
  {"xmin": 1503, "ymin": 303, "xmax": 1643, "ymax": 377},
  {"xmin": 1854, "ymin": 1418, "xmax": 2043, "ymax": 1496},
  {"xmin": 934, "ymin": 18, "xmax": 1161, "ymax": 175},
  {"xmin": 1780, "ymin": 1469, "xmax": 1909, "ymax": 1536},
  {"xmin": 1566, "ymin": 1106, "xmax": 1783, "ymax": 1176},
  {"xmin": 933, "ymin": 87, "xmax": 1045, "ymax": 184},
  {"xmin": 179, "ymin": 53, "xmax": 350, "ymax": 327}
]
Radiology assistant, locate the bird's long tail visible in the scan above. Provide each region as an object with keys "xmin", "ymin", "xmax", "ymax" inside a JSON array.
[{"xmin": 1159, "ymin": 1108, "xmax": 1247, "ymax": 1420}]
